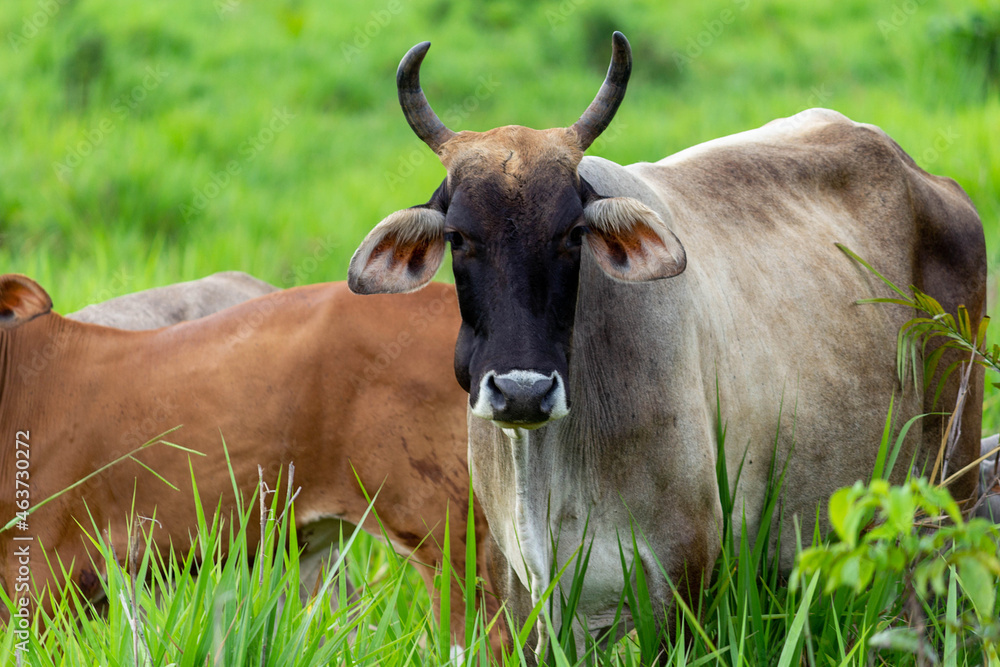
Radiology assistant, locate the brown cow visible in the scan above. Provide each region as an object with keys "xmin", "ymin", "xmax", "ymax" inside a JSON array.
[
  {"xmin": 0, "ymin": 275, "xmax": 498, "ymax": 652},
  {"xmin": 68, "ymin": 271, "xmax": 354, "ymax": 599}
]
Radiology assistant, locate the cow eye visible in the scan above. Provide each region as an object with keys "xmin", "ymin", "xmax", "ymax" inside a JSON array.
[
  {"xmin": 445, "ymin": 231, "xmax": 464, "ymax": 250},
  {"xmin": 566, "ymin": 225, "xmax": 588, "ymax": 248}
]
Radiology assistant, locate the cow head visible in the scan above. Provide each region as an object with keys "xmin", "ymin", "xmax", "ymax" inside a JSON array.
[
  {"xmin": 349, "ymin": 33, "xmax": 686, "ymax": 429},
  {"xmin": 0, "ymin": 274, "xmax": 52, "ymax": 328}
]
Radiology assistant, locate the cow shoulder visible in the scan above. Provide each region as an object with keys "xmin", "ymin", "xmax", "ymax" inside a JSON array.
[
  {"xmin": 804, "ymin": 111, "xmax": 986, "ymax": 315},
  {"xmin": 884, "ymin": 137, "xmax": 985, "ymax": 318}
]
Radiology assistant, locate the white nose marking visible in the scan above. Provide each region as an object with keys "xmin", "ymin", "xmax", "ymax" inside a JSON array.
[{"xmin": 471, "ymin": 369, "xmax": 569, "ymax": 423}]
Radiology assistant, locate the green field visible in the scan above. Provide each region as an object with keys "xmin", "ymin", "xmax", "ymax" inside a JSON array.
[{"xmin": 2, "ymin": 0, "xmax": 1000, "ymax": 663}]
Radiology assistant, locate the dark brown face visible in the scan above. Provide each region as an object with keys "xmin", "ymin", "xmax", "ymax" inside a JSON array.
[{"xmin": 435, "ymin": 164, "xmax": 600, "ymax": 428}]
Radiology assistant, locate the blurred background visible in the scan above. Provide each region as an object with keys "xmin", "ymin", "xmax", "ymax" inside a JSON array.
[{"xmin": 1, "ymin": 0, "xmax": 998, "ymax": 423}]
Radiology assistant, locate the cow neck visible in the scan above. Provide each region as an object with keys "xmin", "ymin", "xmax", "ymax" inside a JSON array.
[
  {"xmin": 1, "ymin": 316, "xmax": 59, "ymax": 452},
  {"xmin": 2, "ymin": 315, "xmax": 72, "ymax": 414},
  {"xmin": 1, "ymin": 315, "xmax": 58, "ymax": 419},
  {"xmin": 0, "ymin": 327, "xmax": 10, "ymax": 422}
]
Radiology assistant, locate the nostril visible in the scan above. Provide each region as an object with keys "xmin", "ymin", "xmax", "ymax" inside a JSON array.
[
  {"xmin": 494, "ymin": 375, "xmax": 557, "ymax": 414},
  {"xmin": 486, "ymin": 375, "xmax": 507, "ymax": 412},
  {"xmin": 539, "ymin": 377, "xmax": 559, "ymax": 414}
]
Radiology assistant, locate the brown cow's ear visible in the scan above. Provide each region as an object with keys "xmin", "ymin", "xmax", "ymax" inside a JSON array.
[
  {"xmin": 348, "ymin": 206, "xmax": 446, "ymax": 294},
  {"xmin": 0, "ymin": 274, "xmax": 53, "ymax": 328},
  {"xmin": 582, "ymin": 197, "xmax": 686, "ymax": 282}
]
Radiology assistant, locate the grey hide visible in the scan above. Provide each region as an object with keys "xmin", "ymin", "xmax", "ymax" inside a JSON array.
[
  {"xmin": 977, "ymin": 434, "xmax": 1000, "ymax": 521},
  {"xmin": 67, "ymin": 271, "xmax": 278, "ymax": 329}
]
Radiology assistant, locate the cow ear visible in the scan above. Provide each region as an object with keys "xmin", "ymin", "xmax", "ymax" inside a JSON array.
[
  {"xmin": 0, "ymin": 274, "xmax": 53, "ymax": 328},
  {"xmin": 348, "ymin": 206, "xmax": 447, "ymax": 294},
  {"xmin": 582, "ymin": 197, "xmax": 686, "ymax": 282}
]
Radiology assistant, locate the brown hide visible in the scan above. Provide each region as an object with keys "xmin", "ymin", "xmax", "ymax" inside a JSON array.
[{"xmin": 0, "ymin": 280, "xmax": 499, "ymax": 649}]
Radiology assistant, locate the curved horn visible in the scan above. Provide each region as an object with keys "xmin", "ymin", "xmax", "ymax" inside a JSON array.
[
  {"xmin": 571, "ymin": 32, "xmax": 632, "ymax": 151},
  {"xmin": 397, "ymin": 41, "xmax": 456, "ymax": 154}
]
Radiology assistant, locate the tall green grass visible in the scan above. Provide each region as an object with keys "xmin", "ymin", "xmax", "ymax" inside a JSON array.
[
  {"xmin": 0, "ymin": 462, "xmax": 501, "ymax": 666},
  {"xmin": 7, "ymin": 391, "xmax": 997, "ymax": 666}
]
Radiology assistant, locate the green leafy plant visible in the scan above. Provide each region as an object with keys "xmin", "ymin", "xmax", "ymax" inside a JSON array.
[
  {"xmin": 836, "ymin": 244, "xmax": 1000, "ymax": 399},
  {"xmin": 795, "ymin": 477, "xmax": 1000, "ymax": 611},
  {"xmin": 794, "ymin": 477, "xmax": 1000, "ymax": 664}
]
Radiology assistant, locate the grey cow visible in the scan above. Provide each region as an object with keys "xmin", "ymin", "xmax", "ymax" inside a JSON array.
[
  {"xmin": 348, "ymin": 33, "xmax": 986, "ymax": 656},
  {"xmin": 67, "ymin": 271, "xmax": 277, "ymax": 329},
  {"xmin": 978, "ymin": 435, "xmax": 1000, "ymax": 521}
]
